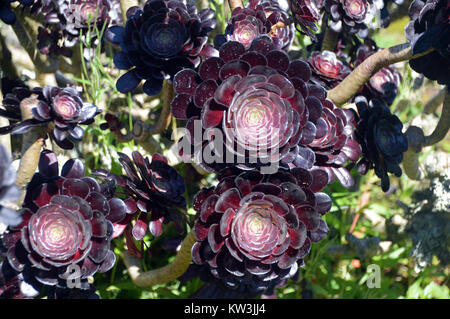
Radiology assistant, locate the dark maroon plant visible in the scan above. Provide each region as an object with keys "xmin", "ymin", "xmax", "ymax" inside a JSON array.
[
  {"xmin": 107, "ymin": 0, "xmax": 217, "ymax": 96},
  {"xmin": 191, "ymin": 167, "xmax": 331, "ymax": 295},
  {"xmin": 35, "ymin": 0, "xmax": 123, "ymax": 57},
  {"xmin": 323, "ymin": 0, "xmax": 377, "ymax": 38},
  {"xmin": 354, "ymin": 96, "xmax": 408, "ymax": 192},
  {"xmin": 0, "ymin": 150, "xmax": 121, "ymax": 297},
  {"xmin": 309, "ymin": 50, "xmax": 351, "ymax": 88},
  {"xmin": 405, "ymin": 0, "xmax": 450, "ymax": 86},
  {"xmin": 289, "ymin": 0, "xmax": 323, "ymax": 40},
  {"xmin": 0, "ymin": 80, "xmax": 101, "ymax": 150},
  {"xmin": 92, "ymin": 151, "xmax": 186, "ymax": 250},
  {"xmin": 172, "ymin": 36, "xmax": 361, "ymax": 187},
  {"xmin": 0, "ymin": 144, "xmax": 21, "ymax": 227},
  {"xmin": 306, "ymin": 101, "xmax": 361, "ymax": 188},
  {"xmin": 216, "ymin": 0, "xmax": 295, "ymax": 51}
]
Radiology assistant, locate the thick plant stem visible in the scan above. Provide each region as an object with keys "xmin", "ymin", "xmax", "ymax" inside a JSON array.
[
  {"xmin": 424, "ymin": 89, "xmax": 450, "ymax": 146},
  {"xmin": 424, "ymin": 88, "xmax": 447, "ymax": 114},
  {"xmin": 149, "ymin": 80, "xmax": 173, "ymax": 135},
  {"xmin": 121, "ymin": 230, "xmax": 197, "ymax": 287},
  {"xmin": 229, "ymin": 0, "xmax": 243, "ymax": 11},
  {"xmin": 15, "ymin": 95, "xmax": 47, "ymax": 204},
  {"xmin": 328, "ymin": 43, "xmax": 433, "ymax": 106},
  {"xmin": 321, "ymin": 27, "xmax": 339, "ymax": 52},
  {"xmin": 403, "ymin": 88, "xmax": 449, "ymax": 180}
]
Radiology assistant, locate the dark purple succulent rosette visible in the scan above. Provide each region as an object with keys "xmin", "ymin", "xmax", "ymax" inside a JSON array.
[
  {"xmin": 308, "ymin": 50, "xmax": 351, "ymax": 88},
  {"xmin": 172, "ymin": 36, "xmax": 308, "ymax": 172},
  {"xmin": 216, "ymin": 0, "xmax": 295, "ymax": 51},
  {"xmin": 0, "ymin": 150, "xmax": 122, "ymax": 297},
  {"xmin": 307, "ymin": 101, "xmax": 361, "ymax": 188},
  {"xmin": 405, "ymin": 0, "xmax": 450, "ymax": 86},
  {"xmin": 0, "ymin": 144, "xmax": 21, "ymax": 227},
  {"xmin": 35, "ymin": 0, "xmax": 123, "ymax": 57},
  {"xmin": 92, "ymin": 151, "xmax": 186, "ymax": 248},
  {"xmin": 323, "ymin": 0, "xmax": 376, "ymax": 38},
  {"xmin": 0, "ymin": 81, "xmax": 101, "ymax": 150},
  {"xmin": 107, "ymin": 0, "xmax": 217, "ymax": 96},
  {"xmin": 191, "ymin": 167, "xmax": 332, "ymax": 294},
  {"xmin": 354, "ymin": 96, "xmax": 408, "ymax": 192},
  {"xmin": 289, "ymin": 0, "xmax": 323, "ymax": 41},
  {"xmin": 172, "ymin": 36, "xmax": 361, "ymax": 187},
  {"xmin": 0, "ymin": 0, "xmax": 34, "ymax": 25}
]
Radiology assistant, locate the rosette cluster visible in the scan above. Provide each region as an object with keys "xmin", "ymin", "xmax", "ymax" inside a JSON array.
[
  {"xmin": 92, "ymin": 151, "xmax": 186, "ymax": 243},
  {"xmin": 0, "ymin": 80, "xmax": 101, "ymax": 150},
  {"xmin": 108, "ymin": 0, "xmax": 217, "ymax": 96},
  {"xmin": 405, "ymin": 0, "xmax": 450, "ymax": 86},
  {"xmin": 216, "ymin": 0, "xmax": 295, "ymax": 51},
  {"xmin": 36, "ymin": 0, "xmax": 123, "ymax": 57},
  {"xmin": 172, "ymin": 36, "xmax": 361, "ymax": 187},
  {"xmin": 0, "ymin": 150, "xmax": 122, "ymax": 297},
  {"xmin": 323, "ymin": 0, "xmax": 377, "ymax": 38},
  {"xmin": 191, "ymin": 167, "xmax": 331, "ymax": 295},
  {"xmin": 308, "ymin": 50, "xmax": 351, "ymax": 88},
  {"xmin": 354, "ymin": 97, "xmax": 408, "ymax": 192}
]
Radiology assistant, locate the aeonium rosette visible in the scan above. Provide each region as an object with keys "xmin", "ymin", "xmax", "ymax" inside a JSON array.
[
  {"xmin": 0, "ymin": 150, "xmax": 124, "ymax": 297},
  {"xmin": 309, "ymin": 50, "xmax": 351, "ymax": 88},
  {"xmin": 0, "ymin": 80, "xmax": 101, "ymax": 150},
  {"xmin": 172, "ymin": 36, "xmax": 361, "ymax": 188},
  {"xmin": 323, "ymin": 0, "xmax": 378, "ymax": 38},
  {"xmin": 107, "ymin": 0, "xmax": 217, "ymax": 96},
  {"xmin": 191, "ymin": 167, "xmax": 332, "ymax": 295},
  {"xmin": 215, "ymin": 0, "xmax": 295, "ymax": 51},
  {"xmin": 92, "ymin": 151, "xmax": 186, "ymax": 256},
  {"xmin": 171, "ymin": 36, "xmax": 311, "ymax": 173}
]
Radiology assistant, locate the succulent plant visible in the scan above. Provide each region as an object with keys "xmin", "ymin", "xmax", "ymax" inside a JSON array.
[
  {"xmin": 34, "ymin": 0, "xmax": 123, "ymax": 57},
  {"xmin": 92, "ymin": 151, "xmax": 186, "ymax": 248},
  {"xmin": 0, "ymin": 0, "xmax": 34, "ymax": 25},
  {"xmin": 107, "ymin": 0, "xmax": 217, "ymax": 96},
  {"xmin": 172, "ymin": 36, "xmax": 360, "ymax": 187},
  {"xmin": 323, "ymin": 0, "xmax": 377, "ymax": 38},
  {"xmin": 308, "ymin": 50, "xmax": 351, "ymax": 88},
  {"xmin": 215, "ymin": 0, "xmax": 295, "ymax": 51},
  {"xmin": 0, "ymin": 145, "xmax": 21, "ymax": 227},
  {"xmin": 354, "ymin": 96, "xmax": 408, "ymax": 192},
  {"xmin": 0, "ymin": 150, "xmax": 121, "ymax": 297},
  {"xmin": 405, "ymin": 0, "xmax": 450, "ymax": 86},
  {"xmin": 191, "ymin": 167, "xmax": 331, "ymax": 295},
  {"xmin": 289, "ymin": 0, "xmax": 323, "ymax": 40},
  {"xmin": 0, "ymin": 79, "xmax": 101, "ymax": 150}
]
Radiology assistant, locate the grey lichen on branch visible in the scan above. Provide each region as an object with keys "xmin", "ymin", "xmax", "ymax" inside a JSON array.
[
  {"xmin": 403, "ymin": 88, "xmax": 450, "ymax": 180},
  {"xmin": 328, "ymin": 43, "xmax": 434, "ymax": 106},
  {"xmin": 121, "ymin": 230, "xmax": 197, "ymax": 287}
]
